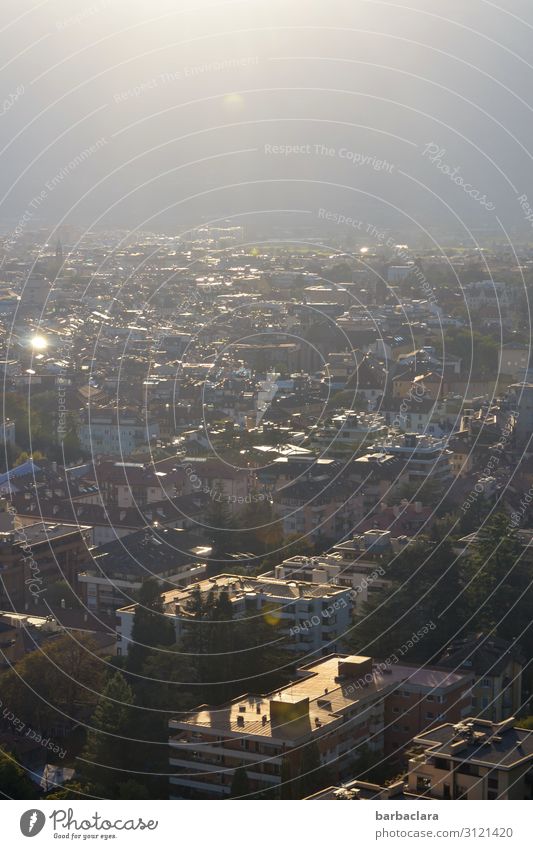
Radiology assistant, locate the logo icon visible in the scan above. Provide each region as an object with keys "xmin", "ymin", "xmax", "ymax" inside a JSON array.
[{"xmin": 20, "ymin": 810, "xmax": 46, "ymax": 837}]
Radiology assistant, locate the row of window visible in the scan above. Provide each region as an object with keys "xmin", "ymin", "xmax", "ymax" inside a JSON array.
[{"xmin": 394, "ymin": 691, "xmax": 446, "ymax": 703}]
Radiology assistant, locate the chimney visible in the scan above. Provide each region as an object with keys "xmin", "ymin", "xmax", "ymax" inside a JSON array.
[
  {"xmin": 338, "ymin": 655, "xmax": 373, "ymax": 680},
  {"xmin": 269, "ymin": 695, "xmax": 309, "ymax": 729}
]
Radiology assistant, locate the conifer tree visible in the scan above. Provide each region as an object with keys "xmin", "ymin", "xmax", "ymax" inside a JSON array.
[
  {"xmin": 127, "ymin": 578, "xmax": 176, "ymax": 673},
  {"xmin": 230, "ymin": 765, "xmax": 251, "ymax": 798},
  {"xmin": 81, "ymin": 672, "xmax": 137, "ymax": 797}
]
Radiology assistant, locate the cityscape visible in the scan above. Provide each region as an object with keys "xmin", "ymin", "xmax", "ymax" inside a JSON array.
[{"xmin": 1, "ymin": 0, "xmax": 533, "ymax": 833}]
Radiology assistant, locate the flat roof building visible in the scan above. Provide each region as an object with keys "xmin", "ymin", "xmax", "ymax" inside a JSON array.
[
  {"xmin": 407, "ymin": 717, "xmax": 533, "ymax": 800},
  {"xmin": 117, "ymin": 574, "xmax": 353, "ymax": 658},
  {"xmin": 168, "ymin": 653, "xmax": 471, "ymax": 798}
]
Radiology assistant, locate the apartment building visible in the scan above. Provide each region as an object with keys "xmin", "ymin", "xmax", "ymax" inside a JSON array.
[
  {"xmin": 307, "ymin": 778, "xmax": 412, "ymax": 800},
  {"xmin": 0, "ymin": 615, "xmax": 26, "ymax": 666},
  {"xmin": 274, "ymin": 476, "xmax": 361, "ymax": 540},
  {"xmin": 78, "ymin": 526, "xmax": 210, "ymax": 615},
  {"xmin": 345, "ymin": 453, "xmax": 408, "ymax": 514},
  {"xmin": 436, "ymin": 634, "xmax": 524, "ymax": 722},
  {"xmin": 168, "ymin": 654, "xmax": 471, "ymax": 799},
  {"xmin": 384, "ymin": 666, "xmax": 471, "ymax": 757},
  {"xmin": 86, "ymin": 460, "xmax": 188, "ymax": 508},
  {"xmin": 168, "ymin": 655, "xmax": 389, "ymax": 798},
  {"xmin": 264, "ymin": 531, "xmax": 396, "ymax": 613},
  {"xmin": 78, "ymin": 408, "xmax": 160, "ymax": 457},
  {"xmin": 0, "ymin": 513, "xmax": 91, "ymax": 608},
  {"xmin": 461, "ymin": 280, "xmax": 516, "ymax": 313},
  {"xmin": 373, "ymin": 433, "xmax": 453, "ymax": 483},
  {"xmin": 117, "ymin": 575, "xmax": 353, "ymax": 657},
  {"xmin": 309, "ymin": 411, "xmax": 388, "ymax": 455},
  {"xmin": 174, "ymin": 457, "xmax": 254, "ymax": 507},
  {"xmin": 499, "ymin": 344, "xmax": 530, "ymax": 380},
  {"xmin": 407, "ymin": 717, "xmax": 533, "ymax": 800}
]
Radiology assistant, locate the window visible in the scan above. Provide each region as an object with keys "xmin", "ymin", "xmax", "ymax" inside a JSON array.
[
  {"xmin": 481, "ymin": 678, "xmax": 491, "ymax": 688},
  {"xmin": 425, "ymin": 712, "xmax": 435, "ymax": 720},
  {"xmin": 457, "ymin": 763, "xmax": 479, "ymax": 777}
]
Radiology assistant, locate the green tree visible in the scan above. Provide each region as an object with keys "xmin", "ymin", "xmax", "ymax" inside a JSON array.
[
  {"xmin": 60, "ymin": 414, "xmax": 83, "ymax": 463},
  {"xmin": 117, "ymin": 779, "xmax": 149, "ymax": 799},
  {"xmin": 80, "ymin": 672, "xmax": 137, "ymax": 797},
  {"xmin": 261, "ymin": 533, "xmax": 314, "ymax": 572},
  {"xmin": 133, "ymin": 645, "xmax": 201, "ymax": 799},
  {"xmin": 209, "ymin": 588, "xmax": 235, "ymax": 687},
  {"xmin": 0, "ymin": 748, "xmax": 38, "ymax": 799},
  {"xmin": 46, "ymin": 781, "xmax": 86, "ymax": 800},
  {"xmin": 440, "ymin": 327, "xmax": 498, "ymax": 379},
  {"xmin": 0, "ymin": 634, "xmax": 104, "ymax": 737},
  {"xmin": 236, "ymin": 498, "xmax": 282, "ymax": 555},
  {"xmin": 296, "ymin": 740, "xmax": 331, "ymax": 798},
  {"xmin": 204, "ymin": 497, "xmax": 237, "ymax": 559},
  {"xmin": 181, "ymin": 585, "xmax": 237, "ymax": 702},
  {"xmin": 280, "ymin": 756, "xmax": 297, "ymax": 799},
  {"xmin": 230, "ymin": 766, "xmax": 251, "ymax": 798},
  {"xmin": 348, "ymin": 538, "xmax": 466, "ymax": 660},
  {"xmin": 14, "ymin": 449, "xmax": 45, "ymax": 465},
  {"xmin": 46, "ymin": 579, "xmax": 82, "ymax": 610},
  {"xmin": 126, "ymin": 578, "xmax": 176, "ymax": 674},
  {"xmin": 458, "ymin": 496, "xmax": 491, "ymax": 535},
  {"xmin": 465, "ymin": 513, "xmax": 531, "ymax": 644},
  {"xmin": 179, "ymin": 585, "xmax": 288, "ymax": 705},
  {"xmin": 180, "ymin": 584, "xmax": 216, "ymax": 685}
]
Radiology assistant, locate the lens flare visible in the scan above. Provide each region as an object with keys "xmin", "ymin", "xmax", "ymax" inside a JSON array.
[{"xmin": 30, "ymin": 335, "xmax": 48, "ymax": 351}]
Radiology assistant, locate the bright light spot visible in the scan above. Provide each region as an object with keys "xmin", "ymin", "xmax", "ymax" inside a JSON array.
[
  {"xmin": 263, "ymin": 604, "xmax": 282, "ymax": 627},
  {"xmin": 360, "ymin": 247, "xmax": 369, "ymax": 254},
  {"xmin": 30, "ymin": 335, "xmax": 48, "ymax": 351},
  {"xmin": 223, "ymin": 93, "xmax": 245, "ymax": 111}
]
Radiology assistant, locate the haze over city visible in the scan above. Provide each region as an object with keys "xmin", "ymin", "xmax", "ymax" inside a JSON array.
[
  {"xmin": 1, "ymin": 0, "xmax": 533, "ymax": 838},
  {"xmin": 2, "ymin": 0, "xmax": 533, "ymax": 241}
]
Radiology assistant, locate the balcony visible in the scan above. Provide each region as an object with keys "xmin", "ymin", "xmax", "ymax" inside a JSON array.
[
  {"xmin": 169, "ymin": 738, "xmax": 282, "ymax": 764},
  {"xmin": 169, "ymin": 775, "xmax": 229, "ymax": 795}
]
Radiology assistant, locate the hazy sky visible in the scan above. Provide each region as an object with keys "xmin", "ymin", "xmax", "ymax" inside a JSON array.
[{"xmin": 3, "ymin": 0, "xmax": 533, "ymax": 243}]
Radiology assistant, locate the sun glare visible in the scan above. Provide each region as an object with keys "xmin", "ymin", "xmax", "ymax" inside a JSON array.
[{"xmin": 30, "ymin": 335, "xmax": 48, "ymax": 351}]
